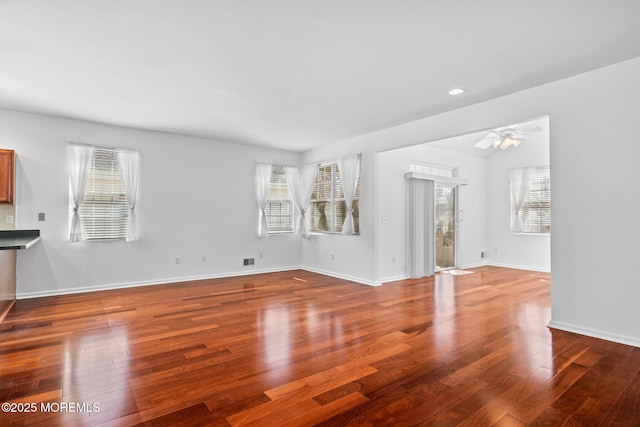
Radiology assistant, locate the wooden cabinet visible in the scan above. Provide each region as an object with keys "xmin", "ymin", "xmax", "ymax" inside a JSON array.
[{"xmin": 0, "ymin": 149, "xmax": 15, "ymax": 205}]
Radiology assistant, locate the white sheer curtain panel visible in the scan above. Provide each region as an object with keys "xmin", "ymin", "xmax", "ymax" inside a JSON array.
[
  {"xmin": 118, "ymin": 149, "xmax": 141, "ymax": 242},
  {"xmin": 407, "ymin": 177, "xmax": 435, "ymax": 278},
  {"xmin": 283, "ymin": 166, "xmax": 302, "ymax": 234},
  {"xmin": 284, "ymin": 165, "xmax": 316, "ymax": 238},
  {"xmin": 299, "ymin": 164, "xmax": 317, "ymax": 238},
  {"xmin": 337, "ymin": 153, "xmax": 360, "ymax": 234},
  {"xmin": 255, "ymin": 163, "xmax": 273, "ymax": 237},
  {"xmin": 66, "ymin": 142, "xmax": 94, "ymax": 242},
  {"xmin": 510, "ymin": 167, "xmax": 534, "ymax": 233}
]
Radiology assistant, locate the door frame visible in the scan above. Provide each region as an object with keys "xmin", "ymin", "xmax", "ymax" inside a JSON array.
[{"xmin": 434, "ymin": 182, "xmax": 459, "ymax": 272}]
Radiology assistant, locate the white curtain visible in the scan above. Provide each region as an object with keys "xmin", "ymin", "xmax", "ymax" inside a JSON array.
[
  {"xmin": 118, "ymin": 149, "xmax": 141, "ymax": 242},
  {"xmin": 407, "ymin": 177, "xmax": 435, "ymax": 278},
  {"xmin": 283, "ymin": 166, "xmax": 303, "ymax": 237},
  {"xmin": 67, "ymin": 142, "xmax": 94, "ymax": 242},
  {"xmin": 510, "ymin": 167, "xmax": 534, "ymax": 233},
  {"xmin": 255, "ymin": 163, "xmax": 273, "ymax": 237},
  {"xmin": 299, "ymin": 165, "xmax": 317, "ymax": 238},
  {"xmin": 338, "ymin": 153, "xmax": 360, "ymax": 234},
  {"xmin": 284, "ymin": 164, "xmax": 316, "ymax": 238}
]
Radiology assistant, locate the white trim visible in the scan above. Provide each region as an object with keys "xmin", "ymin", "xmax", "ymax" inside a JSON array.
[
  {"xmin": 301, "ymin": 266, "xmax": 379, "ymax": 287},
  {"xmin": 378, "ymin": 274, "xmax": 410, "ymax": 284},
  {"xmin": 487, "ymin": 261, "xmax": 550, "ymax": 273},
  {"xmin": 548, "ymin": 320, "xmax": 640, "ymax": 349},
  {"xmin": 458, "ymin": 262, "xmax": 489, "ymax": 270},
  {"xmin": 18, "ymin": 263, "xmax": 552, "ymax": 299},
  {"xmin": 17, "ymin": 266, "xmax": 301, "ymax": 299}
]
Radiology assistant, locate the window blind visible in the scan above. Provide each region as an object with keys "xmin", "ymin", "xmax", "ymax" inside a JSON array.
[
  {"xmin": 512, "ymin": 165, "xmax": 550, "ymax": 234},
  {"xmin": 310, "ymin": 161, "xmax": 360, "ymax": 234},
  {"xmin": 71, "ymin": 148, "xmax": 129, "ymax": 240},
  {"xmin": 266, "ymin": 166, "xmax": 294, "ymax": 233}
]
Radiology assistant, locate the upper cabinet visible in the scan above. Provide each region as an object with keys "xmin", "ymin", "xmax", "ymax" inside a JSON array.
[{"xmin": 0, "ymin": 149, "xmax": 15, "ymax": 205}]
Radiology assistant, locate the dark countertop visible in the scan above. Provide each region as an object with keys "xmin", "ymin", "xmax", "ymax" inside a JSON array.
[{"xmin": 0, "ymin": 230, "xmax": 41, "ymax": 250}]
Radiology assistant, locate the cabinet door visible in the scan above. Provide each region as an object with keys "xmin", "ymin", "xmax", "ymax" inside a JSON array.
[{"xmin": 0, "ymin": 149, "xmax": 15, "ymax": 205}]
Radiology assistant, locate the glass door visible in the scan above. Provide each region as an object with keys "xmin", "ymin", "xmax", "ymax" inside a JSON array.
[{"xmin": 435, "ymin": 184, "xmax": 456, "ymax": 271}]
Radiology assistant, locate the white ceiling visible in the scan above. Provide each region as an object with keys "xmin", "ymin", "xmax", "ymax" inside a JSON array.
[{"xmin": 1, "ymin": 1, "xmax": 639, "ymax": 152}]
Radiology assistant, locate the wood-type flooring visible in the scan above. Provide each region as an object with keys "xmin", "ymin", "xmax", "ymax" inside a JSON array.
[{"xmin": 0, "ymin": 266, "xmax": 639, "ymax": 426}]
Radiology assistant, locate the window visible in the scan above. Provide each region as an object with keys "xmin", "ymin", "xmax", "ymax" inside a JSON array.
[
  {"xmin": 410, "ymin": 161, "xmax": 456, "ymax": 178},
  {"xmin": 310, "ymin": 162, "xmax": 360, "ymax": 234},
  {"xmin": 70, "ymin": 147, "xmax": 129, "ymax": 240},
  {"xmin": 510, "ymin": 165, "xmax": 550, "ymax": 234},
  {"xmin": 265, "ymin": 165, "xmax": 293, "ymax": 233}
]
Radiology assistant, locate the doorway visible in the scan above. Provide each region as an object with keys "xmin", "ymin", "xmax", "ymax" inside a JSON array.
[
  {"xmin": 407, "ymin": 175, "xmax": 464, "ymax": 279},
  {"xmin": 435, "ymin": 184, "xmax": 456, "ymax": 271}
]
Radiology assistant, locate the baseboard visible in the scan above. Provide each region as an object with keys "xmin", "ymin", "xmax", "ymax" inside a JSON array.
[
  {"xmin": 301, "ymin": 266, "xmax": 379, "ymax": 287},
  {"xmin": 487, "ymin": 262, "xmax": 551, "ymax": 273},
  {"xmin": 18, "ymin": 263, "xmax": 547, "ymax": 300},
  {"xmin": 378, "ymin": 264, "xmax": 488, "ymax": 283},
  {"xmin": 458, "ymin": 262, "xmax": 488, "ymax": 270},
  {"xmin": 548, "ymin": 320, "xmax": 640, "ymax": 348},
  {"xmin": 378, "ymin": 274, "xmax": 410, "ymax": 284},
  {"xmin": 16, "ymin": 266, "xmax": 302, "ymax": 299}
]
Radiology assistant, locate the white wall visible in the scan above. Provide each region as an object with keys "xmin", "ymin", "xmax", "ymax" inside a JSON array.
[
  {"xmin": 299, "ymin": 151, "xmax": 377, "ymax": 285},
  {"xmin": 301, "ymin": 56, "xmax": 640, "ymax": 347},
  {"xmin": 0, "ymin": 109, "xmax": 302, "ymax": 297},
  {"xmin": 377, "ymin": 144, "xmax": 488, "ymax": 282},
  {"xmin": 486, "ymin": 120, "xmax": 551, "ymax": 272}
]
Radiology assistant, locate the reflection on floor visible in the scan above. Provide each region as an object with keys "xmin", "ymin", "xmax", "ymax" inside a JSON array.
[
  {"xmin": 2, "ymin": 267, "xmax": 638, "ymax": 425},
  {"xmin": 437, "ymin": 268, "xmax": 474, "ymax": 275}
]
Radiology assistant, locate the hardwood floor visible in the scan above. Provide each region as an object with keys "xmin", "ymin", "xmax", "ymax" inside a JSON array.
[{"xmin": 1, "ymin": 266, "xmax": 638, "ymax": 426}]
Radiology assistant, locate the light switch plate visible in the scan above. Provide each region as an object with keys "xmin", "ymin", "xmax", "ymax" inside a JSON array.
[
  {"xmin": 6, "ymin": 215, "xmax": 13, "ymax": 224},
  {"xmin": 38, "ymin": 213, "xmax": 45, "ymax": 221}
]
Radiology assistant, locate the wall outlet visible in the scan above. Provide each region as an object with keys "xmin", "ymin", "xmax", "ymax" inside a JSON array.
[
  {"xmin": 38, "ymin": 213, "xmax": 45, "ymax": 221},
  {"xmin": 5, "ymin": 215, "xmax": 13, "ymax": 224},
  {"xmin": 330, "ymin": 254, "xmax": 335, "ymax": 260},
  {"xmin": 175, "ymin": 257, "xmax": 180, "ymax": 264},
  {"xmin": 243, "ymin": 258, "xmax": 255, "ymax": 266},
  {"xmin": 481, "ymin": 251, "xmax": 486, "ymax": 258},
  {"xmin": 201, "ymin": 255, "xmax": 206, "ymax": 263}
]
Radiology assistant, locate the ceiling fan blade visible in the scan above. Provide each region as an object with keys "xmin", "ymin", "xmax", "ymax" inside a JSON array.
[
  {"xmin": 474, "ymin": 133, "xmax": 497, "ymax": 149},
  {"xmin": 514, "ymin": 125, "xmax": 543, "ymax": 134}
]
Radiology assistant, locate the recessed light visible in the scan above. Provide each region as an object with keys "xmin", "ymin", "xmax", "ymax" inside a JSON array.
[{"xmin": 448, "ymin": 88, "xmax": 465, "ymax": 95}]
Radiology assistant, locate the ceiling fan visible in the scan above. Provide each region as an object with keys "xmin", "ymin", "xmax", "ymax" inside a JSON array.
[{"xmin": 474, "ymin": 123, "xmax": 543, "ymax": 150}]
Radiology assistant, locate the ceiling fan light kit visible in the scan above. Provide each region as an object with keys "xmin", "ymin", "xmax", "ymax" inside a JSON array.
[
  {"xmin": 493, "ymin": 135, "xmax": 521, "ymax": 150},
  {"xmin": 474, "ymin": 123, "xmax": 543, "ymax": 151}
]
